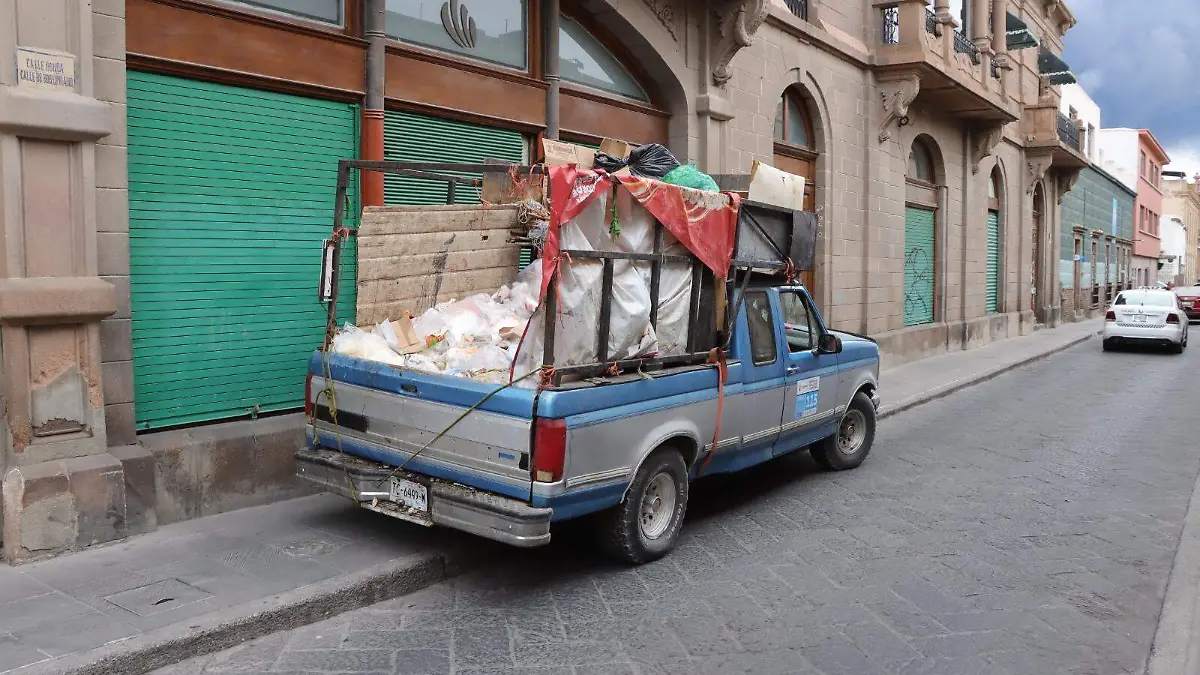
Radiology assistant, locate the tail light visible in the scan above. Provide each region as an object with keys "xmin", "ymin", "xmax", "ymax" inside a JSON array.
[
  {"xmin": 1191, "ymin": 298, "xmax": 1200, "ymax": 309},
  {"xmin": 304, "ymin": 372, "xmax": 314, "ymax": 419},
  {"xmin": 1105, "ymin": 311, "xmax": 1116, "ymax": 322},
  {"xmin": 1168, "ymin": 314, "xmax": 1181, "ymax": 324},
  {"xmin": 532, "ymin": 418, "xmax": 567, "ymax": 483}
]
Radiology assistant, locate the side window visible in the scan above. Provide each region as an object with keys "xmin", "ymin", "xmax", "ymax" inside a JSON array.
[
  {"xmin": 779, "ymin": 291, "xmax": 818, "ymax": 352},
  {"xmin": 1114, "ymin": 294, "xmax": 1126, "ymax": 306},
  {"xmin": 743, "ymin": 291, "xmax": 778, "ymax": 365}
]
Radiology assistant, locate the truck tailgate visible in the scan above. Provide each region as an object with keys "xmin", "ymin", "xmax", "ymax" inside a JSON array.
[{"xmin": 309, "ymin": 353, "xmax": 535, "ymax": 501}]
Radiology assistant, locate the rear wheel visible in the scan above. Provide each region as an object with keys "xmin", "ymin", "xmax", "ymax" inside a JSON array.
[
  {"xmin": 599, "ymin": 448, "xmax": 688, "ymax": 564},
  {"xmin": 811, "ymin": 391, "xmax": 876, "ymax": 471}
]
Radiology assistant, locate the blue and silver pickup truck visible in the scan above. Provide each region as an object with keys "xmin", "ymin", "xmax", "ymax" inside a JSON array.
[{"xmin": 296, "ymin": 282, "xmax": 880, "ymax": 563}]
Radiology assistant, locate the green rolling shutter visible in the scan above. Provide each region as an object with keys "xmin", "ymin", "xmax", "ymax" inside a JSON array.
[
  {"xmin": 903, "ymin": 206, "xmax": 936, "ymax": 326},
  {"xmin": 127, "ymin": 72, "xmax": 358, "ymax": 430},
  {"xmin": 986, "ymin": 210, "xmax": 1000, "ymax": 313},
  {"xmin": 383, "ymin": 110, "xmax": 526, "ymax": 206}
]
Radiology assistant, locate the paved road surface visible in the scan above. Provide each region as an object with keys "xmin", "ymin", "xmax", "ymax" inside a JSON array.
[{"xmin": 157, "ymin": 339, "xmax": 1200, "ymax": 675}]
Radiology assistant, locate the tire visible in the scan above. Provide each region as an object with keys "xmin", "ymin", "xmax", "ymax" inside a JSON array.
[
  {"xmin": 599, "ymin": 448, "xmax": 689, "ymax": 564},
  {"xmin": 1172, "ymin": 341, "xmax": 1185, "ymax": 354},
  {"xmin": 810, "ymin": 391, "xmax": 876, "ymax": 471}
]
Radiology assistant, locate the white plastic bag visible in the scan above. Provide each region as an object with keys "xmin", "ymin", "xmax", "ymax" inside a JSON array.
[{"xmin": 331, "ymin": 324, "xmax": 406, "ymax": 367}]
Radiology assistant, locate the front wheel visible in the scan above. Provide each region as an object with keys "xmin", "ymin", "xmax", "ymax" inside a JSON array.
[
  {"xmin": 811, "ymin": 391, "xmax": 876, "ymax": 471},
  {"xmin": 599, "ymin": 449, "xmax": 689, "ymax": 564}
]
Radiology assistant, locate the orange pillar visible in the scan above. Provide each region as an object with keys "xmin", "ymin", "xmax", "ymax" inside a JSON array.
[{"xmin": 362, "ymin": 109, "xmax": 385, "ymax": 207}]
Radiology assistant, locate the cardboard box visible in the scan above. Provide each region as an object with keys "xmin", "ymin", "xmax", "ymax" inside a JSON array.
[
  {"xmin": 599, "ymin": 137, "xmax": 633, "ymax": 161},
  {"xmin": 542, "ymin": 139, "xmax": 597, "ymax": 168}
]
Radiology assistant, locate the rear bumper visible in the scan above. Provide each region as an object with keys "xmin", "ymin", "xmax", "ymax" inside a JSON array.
[
  {"xmin": 295, "ymin": 447, "xmax": 552, "ymax": 548},
  {"xmin": 1102, "ymin": 322, "xmax": 1185, "ymax": 344}
]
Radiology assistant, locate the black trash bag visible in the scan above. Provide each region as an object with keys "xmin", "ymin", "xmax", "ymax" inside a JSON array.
[
  {"xmin": 592, "ymin": 152, "xmax": 628, "ymax": 173},
  {"xmin": 593, "ymin": 143, "xmax": 681, "ymax": 179},
  {"xmin": 626, "ymin": 143, "xmax": 681, "ymax": 178}
]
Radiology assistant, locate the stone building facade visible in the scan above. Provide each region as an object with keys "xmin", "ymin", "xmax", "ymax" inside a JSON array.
[
  {"xmin": 718, "ymin": 0, "xmax": 1081, "ymax": 365},
  {"xmin": 1164, "ymin": 174, "xmax": 1200, "ymax": 286},
  {"xmin": 1, "ymin": 0, "xmax": 1084, "ymax": 560}
]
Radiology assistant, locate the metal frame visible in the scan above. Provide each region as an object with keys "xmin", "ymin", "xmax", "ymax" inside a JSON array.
[{"xmin": 322, "ymin": 160, "xmax": 805, "ymax": 387}]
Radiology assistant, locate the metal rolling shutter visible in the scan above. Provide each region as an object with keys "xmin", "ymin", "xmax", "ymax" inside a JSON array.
[
  {"xmin": 903, "ymin": 206, "xmax": 936, "ymax": 326},
  {"xmin": 127, "ymin": 72, "xmax": 358, "ymax": 430},
  {"xmin": 382, "ymin": 110, "xmax": 526, "ymax": 205},
  {"xmin": 986, "ymin": 210, "xmax": 1000, "ymax": 313}
]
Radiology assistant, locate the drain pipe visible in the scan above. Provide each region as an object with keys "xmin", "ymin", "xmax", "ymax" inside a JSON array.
[
  {"xmin": 543, "ymin": 0, "xmax": 561, "ymax": 140},
  {"xmin": 362, "ymin": 0, "xmax": 386, "ymax": 206}
]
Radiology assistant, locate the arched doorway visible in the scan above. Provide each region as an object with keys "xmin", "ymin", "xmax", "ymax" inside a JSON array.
[
  {"xmin": 772, "ymin": 86, "xmax": 819, "ymax": 292},
  {"xmin": 904, "ymin": 138, "xmax": 939, "ymax": 326},
  {"xmin": 987, "ymin": 169, "xmax": 1003, "ymax": 313},
  {"xmin": 1032, "ymin": 183, "xmax": 1045, "ymax": 321}
]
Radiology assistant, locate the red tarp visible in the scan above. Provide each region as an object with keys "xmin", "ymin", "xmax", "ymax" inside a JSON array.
[{"xmin": 540, "ymin": 165, "xmax": 740, "ymax": 299}]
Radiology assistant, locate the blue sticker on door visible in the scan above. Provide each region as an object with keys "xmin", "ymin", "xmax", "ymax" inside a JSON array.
[{"xmin": 796, "ymin": 376, "xmax": 820, "ymax": 419}]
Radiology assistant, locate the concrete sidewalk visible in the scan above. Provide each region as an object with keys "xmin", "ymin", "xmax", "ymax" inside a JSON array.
[
  {"xmin": 0, "ymin": 319, "xmax": 1101, "ymax": 675},
  {"xmin": 878, "ymin": 319, "xmax": 1102, "ymax": 419}
]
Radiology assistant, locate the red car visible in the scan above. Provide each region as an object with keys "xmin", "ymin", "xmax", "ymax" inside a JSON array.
[{"xmin": 1174, "ymin": 285, "xmax": 1200, "ymax": 322}]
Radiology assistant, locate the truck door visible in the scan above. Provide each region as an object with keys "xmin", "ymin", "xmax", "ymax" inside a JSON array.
[
  {"xmin": 722, "ymin": 289, "xmax": 788, "ymax": 470},
  {"xmin": 774, "ymin": 287, "xmax": 841, "ymax": 457}
]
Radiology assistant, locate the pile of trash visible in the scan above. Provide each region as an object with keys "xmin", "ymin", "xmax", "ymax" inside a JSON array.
[{"xmin": 331, "ymin": 260, "xmax": 543, "ymax": 385}]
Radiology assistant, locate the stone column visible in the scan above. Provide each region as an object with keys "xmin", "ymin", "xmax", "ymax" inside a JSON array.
[
  {"xmin": 0, "ymin": 0, "xmax": 156, "ymax": 563},
  {"xmin": 972, "ymin": 0, "xmax": 990, "ymax": 51},
  {"xmin": 991, "ymin": 0, "xmax": 1011, "ymax": 69},
  {"xmin": 933, "ymin": 0, "xmax": 957, "ymax": 27}
]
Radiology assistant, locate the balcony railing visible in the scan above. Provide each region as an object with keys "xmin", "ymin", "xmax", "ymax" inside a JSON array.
[
  {"xmin": 882, "ymin": 7, "xmax": 941, "ymax": 46},
  {"xmin": 882, "ymin": 7, "xmax": 899, "ymax": 44},
  {"xmin": 954, "ymin": 30, "xmax": 981, "ymax": 64},
  {"xmin": 783, "ymin": 0, "xmax": 809, "ymax": 21},
  {"xmin": 1058, "ymin": 112, "xmax": 1080, "ymax": 151}
]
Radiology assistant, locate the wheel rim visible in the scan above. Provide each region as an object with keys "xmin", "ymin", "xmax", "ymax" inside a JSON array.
[
  {"xmin": 639, "ymin": 472, "xmax": 677, "ymax": 540},
  {"xmin": 837, "ymin": 409, "xmax": 867, "ymax": 456}
]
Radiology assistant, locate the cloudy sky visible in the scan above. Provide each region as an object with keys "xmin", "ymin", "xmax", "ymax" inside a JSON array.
[{"xmin": 1063, "ymin": 0, "xmax": 1200, "ymax": 176}]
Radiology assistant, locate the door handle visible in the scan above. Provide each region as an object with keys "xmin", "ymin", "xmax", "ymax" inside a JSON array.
[{"xmin": 786, "ymin": 366, "xmax": 802, "ymax": 375}]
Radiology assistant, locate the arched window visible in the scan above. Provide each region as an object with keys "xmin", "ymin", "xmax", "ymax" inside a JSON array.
[
  {"xmin": 908, "ymin": 140, "xmax": 936, "ymax": 183},
  {"xmin": 774, "ymin": 89, "xmax": 813, "ymax": 149},
  {"xmin": 772, "ymin": 86, "xmax": 820, "ymax": 292},
  {"xmin": 559, "ymin": 15, "xmax": 648, "ymax": 102},
  {"xmin": 772, "ymin": 87, "xmax": 817, "ymax": 211}
]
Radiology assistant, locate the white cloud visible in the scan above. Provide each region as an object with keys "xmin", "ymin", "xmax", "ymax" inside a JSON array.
[{"xmin": 1165, "ymin": 139, "xmax": 1200, "ymax": 179}]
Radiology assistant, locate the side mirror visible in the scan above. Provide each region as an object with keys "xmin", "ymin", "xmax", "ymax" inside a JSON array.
[{"xmin": 817, "ymin": 333, "xmax": 842, "ymax": 354}]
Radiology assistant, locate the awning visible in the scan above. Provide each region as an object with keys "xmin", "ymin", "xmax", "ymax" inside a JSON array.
[
  {"xmin": 1006, "ymin": 12, "xmax": 1039, "ymax": 50},
  {"xmin": 1038, "ymin": 46, "xmax": 1077, "ymax": 85}
]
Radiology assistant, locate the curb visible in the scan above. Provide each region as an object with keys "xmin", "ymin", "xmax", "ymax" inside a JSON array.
[
  {"xmin": 877, "ymin": 329, "xmax": 1098, "ymax": 420},
  {"xmin": 1147, "ymin": 454, "xmax": 1200, "ymax": 675},
  {"xmin": 14, "ymin": 549, "xmax": 475, "ymax": 675}
]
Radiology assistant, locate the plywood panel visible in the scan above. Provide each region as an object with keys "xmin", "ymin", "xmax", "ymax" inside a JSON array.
[{"xmin": 355, "ymin": 205, "xmax": 521, "ymax": 325}]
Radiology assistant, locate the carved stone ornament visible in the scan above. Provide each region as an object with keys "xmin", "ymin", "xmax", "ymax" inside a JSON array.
[
  {"xmin": 878, "ymin": 75, "xmax": 921, "ymax": 143},
  {"xmin": 642, "ymin": 0, "xmax": 679, "ymax": 40},
  {"xmin": 1056, "ymin": 168, "xmax": 1082, "ymax": 204},
  {"xmin": 712, "ymin": 0, "xmax": 769, "ymax": 88},
  {"xmin": 970, "ymin": 125, "xmax": 1005, "ymax": 174},
  {"xmin": 1026, "ymin": 151, "xmax": 1054, "ymax": 194}
]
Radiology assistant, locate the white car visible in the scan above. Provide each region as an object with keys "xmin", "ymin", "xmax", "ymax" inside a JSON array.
[{"xmin": 1103, "ymin": 288, "xmax": 1189, "ymax": 353}]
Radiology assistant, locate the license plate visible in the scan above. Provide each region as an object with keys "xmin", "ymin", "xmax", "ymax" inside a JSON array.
[
  {"xmin": 389, "ymin": 477, "xmax": 429, "ymax": 512},
  {"xmin": 1133, "ymin": 314, "xmax": 1147, "ymax": 323}
]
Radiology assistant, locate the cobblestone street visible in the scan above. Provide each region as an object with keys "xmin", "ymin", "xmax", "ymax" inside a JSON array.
[{"xmin": 157, "ymin": 339, "xmax": 1200, "ymax": 675}]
